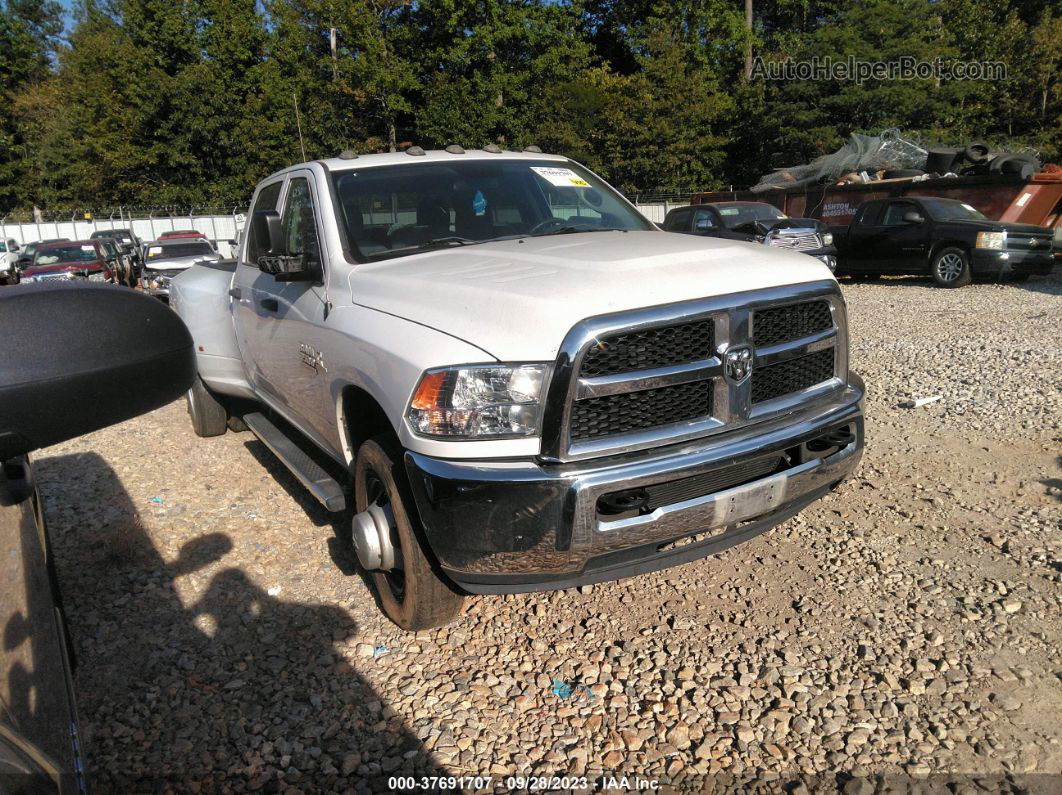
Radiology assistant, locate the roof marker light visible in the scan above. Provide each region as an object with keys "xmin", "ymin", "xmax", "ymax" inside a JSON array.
[
  {"xmin": 405, "ymin": 146, "xmax": 426, "ymax": 156},
  {"xmin": 338, "ymin": 149, "xmax": 358, "ymax": 159},
  {"xmin": 445, "ymin": 144, "xmax": 465, "ymax": 154}
]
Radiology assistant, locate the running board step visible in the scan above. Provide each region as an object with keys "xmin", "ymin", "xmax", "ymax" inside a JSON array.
[{"xmin": 243, "ymin": 412, "xmax": 347, "ymax": 512}]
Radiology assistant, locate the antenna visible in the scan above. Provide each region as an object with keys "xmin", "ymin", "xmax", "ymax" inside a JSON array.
[{"xmin": 294, "ymin": 93, "xmax": 307, "ymax": 162}]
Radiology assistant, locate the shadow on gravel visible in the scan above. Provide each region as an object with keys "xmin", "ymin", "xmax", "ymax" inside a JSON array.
[
  {"xmin": 239, "ymin": 437, "xmax": 389, "ymax": 617},
  {"xmin": 36, "ymin": 452, "xmax": 449, "ymax": 792},
  {"xmin": 1040, "ymin": 456, "xmax": 1062, "ymax": 504}
]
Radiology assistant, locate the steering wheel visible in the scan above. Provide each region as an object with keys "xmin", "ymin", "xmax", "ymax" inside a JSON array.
[{"xmin": 527, "ymin": 217, "xmax": 572, "ymax": 235}]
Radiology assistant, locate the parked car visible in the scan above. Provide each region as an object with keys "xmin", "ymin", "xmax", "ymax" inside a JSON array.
[
  {"xmin": 0, "ymin": 283, "xmax": 195, "ymax": 795},
  {"xmin": 171, "ymin": 148, "xmax": 866, "ymax": 631},
  {"xmin": 95, "ymin": 236, "xmax": 134, "ymax": 286},
  {"xmin": 662, "ymin": 201, "xmax": 838, "ymax": 271},
  {"xmin": 158, "ymin": 229, "xmax": 207, "ymax": 240},
  {"xmin": 21, "ymin": 240, "xmax": 109, "ymax": 283},
  {"xmin": 834, "ymin": 196, "xmax": 1056, "ymax": 287},
  {"xmin": 90, "ymin": 228, "xmax": 143, "ymax": 270},
  {"xmin": 17, "ymin": 239, "xmax": 71, "ymax": 270},
  {"xmin": 1, "ymin": 237, "xmax": 21, "ymax": 284},
  {"xmin": 140, "ymin": 238, "xmax": 220, "ymax": 299}
]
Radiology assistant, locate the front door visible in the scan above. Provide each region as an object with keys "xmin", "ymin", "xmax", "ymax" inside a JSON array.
[
  {"xmin": 878, "ymin": 201, "xmax": 930, "ymax": 272},
  {"xmin": 233, "ymin": 174, "xmax": 334, "ymax": 446}
]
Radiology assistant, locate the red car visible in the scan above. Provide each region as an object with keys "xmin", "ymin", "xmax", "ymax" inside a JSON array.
[
  {"xmin": 22, "ymin": 240, "xmax": 110, "ymax": 283},
  {"xmin": 158, "ymin": 230, "xmax": 207, "ymax": 240}
]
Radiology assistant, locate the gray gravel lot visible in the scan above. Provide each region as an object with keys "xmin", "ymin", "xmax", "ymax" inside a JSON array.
[{"xmin": 36, "ymin": 273, "xmax": 1061, "ymax": 793}]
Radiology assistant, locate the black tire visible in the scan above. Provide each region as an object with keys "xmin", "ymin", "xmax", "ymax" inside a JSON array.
[
  {"xmin": 355, "ymin": 436, "xmax": 465, "ymax": 631},
  {"xmin": 931, "ymin": 246, "xmax": 972, "ymax": 288},
  {"xmin": 186, "ymin": 376, "xmax": 228, "ymax": 437}
]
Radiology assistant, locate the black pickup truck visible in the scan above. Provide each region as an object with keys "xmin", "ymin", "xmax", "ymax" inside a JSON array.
[{"xmin": 834, "ymin": 196, "xmax": 1056, "ymax": 287}]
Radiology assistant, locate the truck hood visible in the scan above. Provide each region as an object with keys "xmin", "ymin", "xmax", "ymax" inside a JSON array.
[
  {"xmin": 144, "ymin": 255, "xmax": 219, "ymax": 271},
  {"xmin": 937, "ymin": 219, "xmax": 1052, "ymax": 237},
  {"xmin": 23, "ymin": 262, "xmax": 103, "ymax": 276},
  {"xmin": 349, "ymin": 230, "xmax": 834, "ymax": 361}
]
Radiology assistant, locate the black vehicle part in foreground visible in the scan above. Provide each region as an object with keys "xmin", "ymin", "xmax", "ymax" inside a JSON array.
[
  {"xmin": 0, "ymin": 283, "xmax": 196, "ymax": 793},
  {"xmin": 0, "ymin": 283, "xmax": 195, "ymax": 460}
]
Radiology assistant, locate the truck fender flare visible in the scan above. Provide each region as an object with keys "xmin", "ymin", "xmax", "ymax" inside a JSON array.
[{"xmin": 336, "ymin": 384, "xmax": 397, "ymax": 467}]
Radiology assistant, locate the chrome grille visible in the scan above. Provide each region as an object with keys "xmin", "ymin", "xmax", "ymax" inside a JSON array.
[
  {"xmin": 766, "ymin": 231, "xmax": 820, "ymax": 251},
  {"xmin": 570, "ymin": 381, "xmax": 712, "ymax": 441},
  {"xmin": 752, "ymin": 301, "xmax": 832, "ymax": 347},
  {"xmin": 545, "ymin": 282, "xmax": 847, "ymax": 462},
  {"xmin": 580, "ymin": 319, "xmax": 714, "ymax": 377},
  {"xmin": 751, "ymin": 348, "xmax": 835, "ymax": 404}
]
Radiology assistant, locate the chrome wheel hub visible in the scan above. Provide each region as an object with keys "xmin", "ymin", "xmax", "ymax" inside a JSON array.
[{"xmin": 937, "ymin": 253, "xmax": 963, "ymax": 281}]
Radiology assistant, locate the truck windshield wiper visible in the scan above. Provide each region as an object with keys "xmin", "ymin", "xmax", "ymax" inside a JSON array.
[
  {"xmin": 375, "ymin": 237, "xmax": 477, "ymax": 258},
  {"xmin": 531, "ymin": 225, "xmax": 624, "ymax": 237}
]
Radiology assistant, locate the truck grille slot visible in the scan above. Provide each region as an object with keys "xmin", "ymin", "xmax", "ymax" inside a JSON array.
[
  {"xmin": 579, "ymin": 319, "xmax": 715, "ymax": 377},
  {"xmin": 767, "ymin": 232, "xmax": 820, "ymax": 251},
  {"xmin": 752, "ymin": 300, "xmax": 832, "ymax": 347},
  {"xmin": 751, "ymin": 348, "xmax": 835, "ymax": 404},
  {"xmin": 641, "ymin": 455, "xmax": 782, "ymax": 512},
  {"xmin": 570, "ymin": 380, "xmax": 713, "ymax": 441}
]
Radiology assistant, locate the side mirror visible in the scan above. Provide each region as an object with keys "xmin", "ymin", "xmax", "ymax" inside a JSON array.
[
  {"xmin": 251, "ymin": 210, "xmax": 284, "ymax": 258},
  {"xmin": 0, "ymin": 284, "xmax": 196, "ymax": 460},
  {"xmin": 903, "ymin": 211, "xmax": 925, "ymax": 224}
]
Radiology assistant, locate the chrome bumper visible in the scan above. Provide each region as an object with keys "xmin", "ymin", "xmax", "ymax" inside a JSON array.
[{"xmin": 404, "ymin": 375, "xmax": 865, "ymax": 593}]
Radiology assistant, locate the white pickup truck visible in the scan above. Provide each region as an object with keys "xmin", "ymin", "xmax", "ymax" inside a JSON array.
[{"xmin": 171, "ymin": 148, "xmax": 865, "ymax": 630}]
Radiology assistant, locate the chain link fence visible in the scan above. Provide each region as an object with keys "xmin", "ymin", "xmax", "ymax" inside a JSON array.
[{"xmin": 0, "ymin": 193, "xmax": 700, "ymax": 253}]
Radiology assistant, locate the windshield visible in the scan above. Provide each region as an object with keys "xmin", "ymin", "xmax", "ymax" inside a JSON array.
[
  {"xmin": 147, "ymin": 242, "xmax": 215, "ymax": 259},
  {"xmin": 716, "ymin": 204, "xmax": 786, "ymax": 229},
  {"xmin": 920, "ymin": 198, "xmax": 988, "ymax": 222},
  {"xmin": 0, "ymin": 241, "xmax": 6, "ymax": 252},
  {"xmin": 35, "ymin": 244, "xmax": 100, "ymax": 265},
  {"xmin": 331, "ymin": 158, "xmax": 652, "ymax": 261}
]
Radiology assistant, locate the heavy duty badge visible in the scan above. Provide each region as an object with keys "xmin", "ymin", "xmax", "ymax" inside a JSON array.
[{"xmin": 299, "ymin": 343, "xmax": 326, "ymax": 373}]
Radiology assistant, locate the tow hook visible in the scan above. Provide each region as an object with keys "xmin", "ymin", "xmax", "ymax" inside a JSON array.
[
  {"xmin": 352, "ymin": 502, "xmax": 397, "ymax": 570},
  {"xmin": 806, "ymin": 428, "xmax": 855, "ymax": 452}
]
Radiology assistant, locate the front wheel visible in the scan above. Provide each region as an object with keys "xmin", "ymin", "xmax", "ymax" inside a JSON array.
[
  {"xmin": 932, "ymin": 247, "xmax": 971, "ymax": 288},
  {"xmin": 354, "ymin": 437, "xmax": 465, "ymax": 631},
  {"xmin": 186, "ymin": 376, "xmax": 228, "ymax": 437}
]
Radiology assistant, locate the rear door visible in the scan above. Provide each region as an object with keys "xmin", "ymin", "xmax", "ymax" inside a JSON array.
[
  {"xmin": 662, "ymin": 207, "xmax": 692, "ymax": 233},
  {"xmin": 844, "ymin": 202, "xmax": 885, "ymax": 271}
]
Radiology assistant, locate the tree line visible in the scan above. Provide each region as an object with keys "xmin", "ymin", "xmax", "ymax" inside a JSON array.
[{"xmin": 0, "ymin": 0, "xmax": 1058, "ymax": 213}]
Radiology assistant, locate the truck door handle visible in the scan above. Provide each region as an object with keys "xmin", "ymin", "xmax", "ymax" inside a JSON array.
[
  {"xmin": 228, "ymin": 287, "xmax": 241, "ymax": 299},
  {"xmin": 260, "ymin": 297, "xmax": 279, "ymax": 312}
]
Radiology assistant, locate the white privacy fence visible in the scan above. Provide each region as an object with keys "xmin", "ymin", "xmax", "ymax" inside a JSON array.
[
  {"xmin": 0, "ymin": 200, "xmax": 681, "ymax": 256},
  {"xmin": 0, "ymin": 212, "xmax": 245, "ymax": 259}
]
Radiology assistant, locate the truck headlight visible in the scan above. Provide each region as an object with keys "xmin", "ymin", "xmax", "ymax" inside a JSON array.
[
  {"xmin": 976, "ymin": 231, "xmax": 1004, "ymax": 250},
  {"xmin": 407, "ymin": 364, "xmax": 548, "ymax": 438},
  {"xmin": 821, "ymin": 232, "xmax": 833, "ymax": 246}
]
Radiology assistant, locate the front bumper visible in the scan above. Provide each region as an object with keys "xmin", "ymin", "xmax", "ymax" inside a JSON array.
[
  {"xmin": 970, "ymin": 249, "xmax": 1055, "ymax": 276},
  {"xmin": 405, "ymin": 374, "xmax": 865, "ymax": 593}
]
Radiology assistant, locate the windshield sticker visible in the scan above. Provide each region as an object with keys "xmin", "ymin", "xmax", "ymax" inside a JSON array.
[
  {"xmin": 473, "ymin": 190, "xmax": 487, "ymax": 217},
  {"xmin": 530, "ymin": 166, "xmax": 590, "ymax": 188},
  {"xmin": 147, "ymin": 247, "xmax": 162, "ymax": 257},
  {"xmin": 719, "ymin": 208, "xmax": 739, "ymax": 216},
  {"xmin": 81, "ymin": 245, "xmax": 95, "ymax": 251}
]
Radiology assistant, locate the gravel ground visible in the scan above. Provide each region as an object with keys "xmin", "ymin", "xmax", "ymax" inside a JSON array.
[{"xmin": 36, "ymin": 272, "xmax": 1061, "ymax": 793}]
